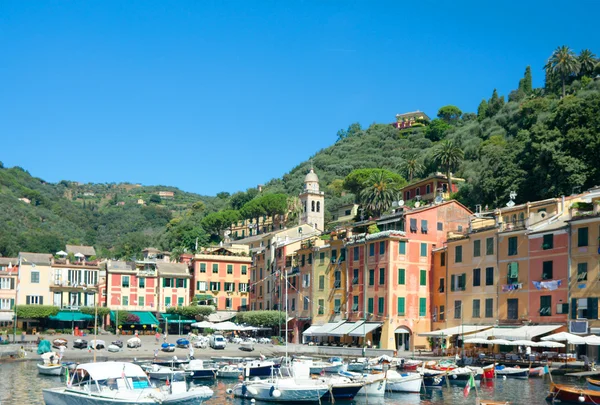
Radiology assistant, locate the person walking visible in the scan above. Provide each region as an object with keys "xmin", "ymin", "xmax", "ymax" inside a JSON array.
[
  {"xmin": 59, "ymin": 345, "xmax": 66, "ymax": 362},
  {"xmin": 155, "ymin": 331, "xmax": 160, "ymax": 344},
  {"xmin": 189, "ymin": 345, "xmax": 195, "ymax": 360}
]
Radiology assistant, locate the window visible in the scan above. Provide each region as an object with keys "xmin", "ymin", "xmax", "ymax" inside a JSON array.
[
  {"xmin": 139, "ymin": 277, "xmax": 145, "ymax": 288},
  {"xmin": 353, "ymin": 295, "xmax": 359, "ymax": 311},
  {"xmin": 437, "ymin": 222, "xmax": 443, "ymax": 231},
  {"xmin": 473, "ymin": 240, "xmax": 481, "ymax": 257},
  {"xmin": 259, "ymin": 286, "xmax": 263, "ymax": 297},
  {"xmin": 31, "ymin": 271, "xmax": 40, "ymax": 284},
  {"xmin": 409, "ymin": 218, "xmax": 417, "ymax": 233},
  {"xmin": 26, "ymin": 295, "xmax": 43, "ymax": 305},
  {"xmin": 473, "ymin": 268, "xmax": 481, "ymax": 287},
  {"xmin": 200, "ymin": 263, "xmax": 206, "ymax": 273},
  {"xmin": 0, "ymin": 298, "xmax": 14, "ymax": 310},
  {"xmin": 543, "ymin": 234, "xmax": 554, "ymax": 250},
  {"xmin": 455, "ymin": 246, "xmax": 462, "ymax": 263},
  {"xmin": 308, "ymin": 253, "xmax": 313, "ymax": 264},
  {"xmin": 302, "ymin": 274, "xmax": 310, "ymax": 288},
  {"xmin": 577, "ymin": 298, "xmax": 589, "ymax": 319},
  {"xmin": 176, "ymin": 278, "xmax": 186, "ymax": 288},
  {"xmin": 486, "ymin": 237, "xmax": 494, "ymax": 255},
  {"xmin": 421, "ymin": 220, "xmax": 428, "ymax": 234},
  {"xmin": 227, "ymin": 264, "xmax": 233, "ymax": 274},
  {"xmin": 508, "ymin": 236, "xmax": 518, "ymax": 256},
  {"xmin": 197, "ymin": 281, "xmax": 207, "ymax": 291},
  {"xmin": 398, "ymin": 268, "xmax": 405, "ymax": 285},
  {"xmin": 334, "ymin": 299, "xmax": 341, "ymax": 313},
  {"xmin": 369, "ymin": 243, "xmax": 375, "ymax": 256},
  {"xmin": 353, "ymin": 269, "xmax": 359, "ymax": 285},
  {"xmin": 379, "ymin": 268, "xmax": 385, "ymax": 285},
  {"xmin": 163, "ymin": 278, "xmax": 173, "ymax": 288},
  {"xmin": 259, "ymin": 268, "xmax": 263, "ymax": 279},
  {"xmin": 485, "ymin": 298, "xmax": 494, "ymax": 318},
  {"xmin": 454, "ymin": 300, "xmax": 462, "ymax": 319},
  {"xmin": 507, "ymin": 262, "xmax": 519, "ymax": 284},
  {"xmin": 225, "ymin": 282, "xmax": 234, "ymax": 292},
  {"xmin": 301, "ymin": 254, "xmax": 306, "ymax": 266},
  {"xmin": 440, "ymin": 305, "xmax": 445, "ymax": 321},
  {"xmin": 472, "ymin": 299, "xmax": 481, "ymax": 318},
  {"xmin": 334, "ymin": 271, "xmax": 341, "ymax": 288},
  {"xmin": 397, "ymin": 297, "xmax": 405, "ymax": 315},
  {"xmin": 0, "ymin": 278, "xmax": 14, "ymax": 290},
  {"xmin": 122, "ymin": 296, "xmax": 129, "ymax": 306},
  {"xmin": 485, "ymin": 267, "xmax": 494, "ymax": 286},
  {"xmin": 210, "ymin": 282, "xmax": 220, "ymax": 291},
  {"xmin": 225, "ymin": 298, "xmax": 232, "ymax": 309},
  {"xmin": 438, "ymin": 278, "xmax": 445, "ymax": 293},
  {"xmin": 578, "ymin": 227, "xmax": 589, "ymax": 247},
  {"xmin": 212, "ymin": 264, "xmax": 219, "ymax": 273},
  {"xmin": 241, "ymin": 265, "xmax": 247, "ymax": 275},
  {"xmin": 440, "ymin": 252, "xmax": 446, "ymax": 266},
  {"xmin": 318, "ymin": 299, "xmax": 325, "ymax": 315},
  {"xmin": 451, "ymin": 273, "xmax": 466, "ymax": 291},
  {"xmin": 319, "ymin": 275, "xmax": 325, "ymax": 290},
  {"xmin": 540, "ymin": 295, "xmax": 552, "ymax": 316},
  {"xmin": 399, "ymin": 241, "xmax": 406, "ymax": 255},
  {"xmin": 378, "ymin": 297, "xmax": 384, "ymax": 314},
  {"xmin": 368, "ymin": 298, "xmax": 374, "ymax": 314},
  {"xmin": 420, "ymin": 269, "xmax": 427, "ymax": 286},
  {"xmin": 304, "ymin": 297, "xmax": 309, "ymax": 310},
  {"xmin": 122, "ymin": 276, "xmax": 130, "ymax": 288},
  {"xmin": 369, "ymin": 269, "xmax": 375, "ymax": 286},
  {"xmin": 319, "ymin": 252, "xmax": 325, "ymax": 264},
  {"xmin": 353, "ymin": 247, "xmax": 359, "ymax": 260},
  {"xmin": 239, "ymin": 283, "xmax": 248, "ymax": 292},
  {"xmin": 420, "ymin": 243, "xmax": 427, "ymax": 257},
  {"xmin": 177, "ymin": 297, "xmax": 184, "ymax": 307},
  {"xmin": 578, "ymin": 263, "xmax": 588, "ymax": 281},
  {"xmin": 542, "ymin": 261, "xmax": 553, "ymax": 279},
  {"xmin": 291, "ymin": 298, "xmax": 296, "ymax": 311},
  {"xmin": 419, "ymin": 298, "xmax": 426, "ymax": 317},
  {"xmin": 426, "ymin": 184, "xmax": 431, "ymax": 194},
  {"xmin": 507, "ymin": 298, "xmax": 519, "ymax": 320}
]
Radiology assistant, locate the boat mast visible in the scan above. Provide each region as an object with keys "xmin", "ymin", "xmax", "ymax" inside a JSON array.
[
  {"xmin": 285, "ymin": 269, "xmax": 288, "ymax": 361},
  {"xmin": 93, "ymin": 300, "xmax": 98, "ymax": 363}
]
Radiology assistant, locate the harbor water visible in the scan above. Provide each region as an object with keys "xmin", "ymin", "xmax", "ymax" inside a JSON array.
[{"xmin": 0, "ymin": 361, "xmax": 576, "ymax": 405}]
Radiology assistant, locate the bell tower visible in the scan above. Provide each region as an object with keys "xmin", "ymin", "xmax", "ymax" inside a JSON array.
[{"xmin": 299, "ymin": 167, "xmax": 325, "ymax": 231}]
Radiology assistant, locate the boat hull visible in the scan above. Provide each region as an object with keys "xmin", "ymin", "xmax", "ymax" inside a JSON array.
[
  {"xmin": 38, "ymin": 363, "xmax": 63, "ymax": 376},
  {"xmin": 310, "ymin": 363, "xmax": 347, "ymax": 374},
  {"xmin": 234, "ymin": 381, "xmax": 328, "ymax": 402},
  {"xmin": 422, "ymin": 372, "xmax": 446, "ymax": 388},
  {"xmin": 386, "ymin": 374, "xmax": 422, "ymax": 393},
  {"xmin": 189, "ymin": 369, "xmax": 217, "ymax": 379},
  {"xmin": 42, "ymin": 387, "xmax": 212, "ymax": 405},
  {"xmin": 547, "ymin": 383, "xmax": 600, "ymax": 404},
  {"xmin": 447, "ymin": 372, "xmax": 482, "ymax": 386},
  {"xmin": 321, "ymin": 383, "xmax": 363, "ymax": 400},
  {"xmin": 356, "ymin": 378, "xmax": 387, "ymax": 396},
  {"xmin": 496, "ymin": 368, "xmax": 529, "ymax": 379}
]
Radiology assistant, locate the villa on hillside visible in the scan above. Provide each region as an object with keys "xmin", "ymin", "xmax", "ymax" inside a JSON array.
[{"xmin": 393, "ymin": 111, "xmax": 431, "ymax": 129}]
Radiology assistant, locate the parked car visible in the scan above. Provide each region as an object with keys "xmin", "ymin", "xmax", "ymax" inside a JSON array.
[{"xmin": 209, "ymin": 334, "xmax": 227, "ymax": 350}]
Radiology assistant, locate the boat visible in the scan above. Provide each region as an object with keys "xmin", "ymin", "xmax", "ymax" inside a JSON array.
[
  {"xmin": 181, "ymin": 359, "xmax": 217, "ymax": 379},
  {"xmin": 38, "ymin": 352, "xmax": 63, "ymax": 376},
  {"xmin": 89, "ymin": 339, "xmax": 106, "ymax": 350},
  {"xmin": 319, "ymin": 377, "xmax": 364, "ymax": 401},
  {"xmin": 42, "ymin": 361, "xmax": 213, "ymax": 405},
  {"xmin": 217, "ymin": 364, "xmax": 243, "ymax": 378},
  {"xmin": 127, "ymin": 337, "xmax": 141, "ymax": 348},
  {"xmin": 240, "ymin": 341, "xmax": 255, "ymax": 351},
  {"xmin": 309, "ymin": 357, "xmax": 347, "ymax": 374},
  {"xmin": 337, "ymin": 371, "xmax": 387, "ymax": 396},
  {"xmin": 586, "ymin": 377, "xmax": 600, "ymax": 391},
  {"xmin": 547, "ymin": 383, "xmax": 600, "ymax": 404},
  {"xmin": 529, "ymin": 366, "xmax": 547, "ymax": 377},
  {"xmin": 495, "ymin": 365, "xmax": 529, "ymax": 379},
  {"xmin": 482, "ymin": 364, "xmax": 495, "ymax": 379},
  {"xmin": 176, "ymin": 338, "xmax": 190, "ymax": 348},
  {"xmin": 107, "ymin": 344, "xmax": 122, "ymax": 352},
  {"xmin": 347, "ymin": 358, "xmax": 368, "ymax": 372},
  {"xmin": 476, "ymin": 400, "xmax": 511, "ymax": 405},
  {"xmin": 421, "ymin": 368, "xmax": 447, "ymax": 388},
  {"xmin": 446, "ymin": 367, "xmax": 482, "ymax": 386},
  {"xmin": 153, "ymin": 357, "xmax": 190, "ymax": 367},
  {"xmin": 161, "ymin": 343, "xmax": 176, "ymax": 352},
  {"xmin": 72, "ymin": 339, "xmax": 87, "ymax": 350},
  {"xmin": 241, "ymin": 359, "xmax": 281, "ymax": 377},
  {"xmin": 397, "ymin": 359, "xmax": 423, "ymax": 372},
  {"xmin": 52, "ymin": 338, "xmax": 68, "ymax": 349},
  {"xmin": 233, "ymin": 376, "xmax": 329, "ymax": 402},
  {"xmin": 385, "ymin": 370, "xmax": 423, "ymax": 393},
  {"xmin": 144, "ymin": 364, "xmax": 190, "ymax": 381}
]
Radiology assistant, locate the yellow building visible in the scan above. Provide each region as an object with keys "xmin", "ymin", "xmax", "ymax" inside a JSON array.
[
  {"xmin": 431, "ymin": 247, "xmax": 447, "ymax": 334},
  {"xmin": 16, "ymin": 252, "xmax": 54, "ymax": 330},
  {"xmin": 567, "ymin": 190, "xmax": 600, "ymax": 332}
]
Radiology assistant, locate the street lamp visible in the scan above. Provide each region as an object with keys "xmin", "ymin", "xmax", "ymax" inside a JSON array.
[{"xmin": 115, "ymin": 297, "xmax": 121, "ymax": 335}]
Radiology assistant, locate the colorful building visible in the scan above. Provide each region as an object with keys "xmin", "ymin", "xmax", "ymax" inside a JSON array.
[
  {"xmin": 191, "ymin": 245, "xmax": 251, "ymax": 312},
  {"xmin": 0, "ymin": 258, "xmax": 18, "ymax": 326},
  {"xmin": 15, "ymin": 252, "xmax": 53, "ymax": 331},
  {"xmin": 393, "ymin": 111, "xmax": 430, "ymax": 129},
  {"xmin": 401, "ymin": 173, "xmax": 465, "ymax": 204}
]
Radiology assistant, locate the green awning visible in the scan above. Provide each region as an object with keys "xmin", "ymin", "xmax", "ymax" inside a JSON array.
[
  {"xmin": 49, "ymin": 311, "xmax": 93, "ymax": 322},
  {"xmin": 110, "ymin": 311, "xmax": 159, "ymax": 325},
  {"xmin": 161, "ymin": 313, "xmax": 196, "ymax": 324},
  {"xmin": 195, "ymin": 294, "xmax": 214, "ymax": 301}
]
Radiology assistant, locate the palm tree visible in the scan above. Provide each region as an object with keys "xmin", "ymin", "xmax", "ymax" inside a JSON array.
[
  {"xmin": 400, "ymin": 155, "xmax": 424, "ymax": 182},
  {"xmin": 578, "ymin": 49, "xmax": 597, "ymax": 77},
  {"xmin": 544, "ymin": 45, "xmax": 580, "ymax": 98},
  {"xmin": 432, "ymin": 140, "xmax": 464, "ymax": 194},
  {"xmin": 359, "ymin": 171, "xmax": 401, "ymax": 217}
]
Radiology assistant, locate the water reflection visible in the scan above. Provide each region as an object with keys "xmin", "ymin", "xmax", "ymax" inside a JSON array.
[{"xmin": 0, "ymin": 361, "xmax": 576, "ymax": 405}]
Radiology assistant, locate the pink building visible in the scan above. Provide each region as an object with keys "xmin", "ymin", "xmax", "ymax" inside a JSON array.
[
  {"xmin": 527, "ymin": 222, "xmax": 569, "ymax": 324},
  {"xmin": 0, "ymin": 258, "xmax": 18, "ymax": 326}
]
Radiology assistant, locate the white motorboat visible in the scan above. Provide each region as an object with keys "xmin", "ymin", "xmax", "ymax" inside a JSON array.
[
  {"xmin": 233, "ymin": 376, "xmax": 329, "ymax": 402},
  {"xmin": 446, "ymin": 367, "xmax": 483, "ymax": 386},
  {"xmin": 495, "ymin": 366, "xmax": 530, "ymax": 379},
  {"xmin": 145, "ymin": 364, "xmax": 190, "ymax": 381},
  {"xmin": 385, "ymin": 370, "xmax": 423, "ymax": 393},
  {"xmin": 240, "ymin": 341, "xmax": 255, "ymax": 351},
  {"xmin": 338, "ymin": 371, "xmax": 387, "ymax": 396},
  {"xmin": 42, "ymin": 362, "xmax": 213, "ymax": 405},
  {"xmin": 181, "ymin": 359, "xmax": 218, "ymax": 379},
  {"xmin": 309, "ymin": 357, "xmax": 347, "ymax": 374},
  {"xmin": 217, "ymin": 364, "xmax": 243, "ymax": 378},
  {"xmin": 38, "ymin": 363, "xmax": 64, "ymax": 376},
  {"xmin": 347, "ymin": 358, "xmax": 368, "ymax": 372}
]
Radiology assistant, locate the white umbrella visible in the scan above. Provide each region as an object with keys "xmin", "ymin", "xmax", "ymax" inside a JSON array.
[
  {"xmin": 56, "ymin": 251, "xmax": 68, "ymax": 256},
  {"xmin": 510, "ymin": 340, "xmax": 538, "ymax": 346},
  {"xmin": 535, "ymin": 341, "xmax": 565, "ymax": 348},
  {"xmin": 212, "ymin": 321, "xmax": 238, "ymax": 331},
  {"xmin": 74, "ymin": 252, "xmax": 85, "ymax": 258},
  {"xmin": 191, "ymin": 321, "xmax": 215, "ymax": 328},
  {"xmin": 541, "ymin": 332, "xmax": 585, "ymax": 345},
  {"xmin": 488, "ymin": 339, "xmax": 512, "ymax": 345},
  {"xmin": 464, "ymin": 338, "xmax": 492, "ymax": 345},
  {"xmin": 584, "ymin": 335, "xmax": 600, "ymax": 346}
]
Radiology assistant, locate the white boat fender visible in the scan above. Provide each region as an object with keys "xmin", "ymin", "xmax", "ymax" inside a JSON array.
[
  {"xmin": 272, "ymin": 389, "xmax": 281, "ymax": 398},
  {"xmin": 226, "ymin": 389, "xmax": 233, "ymax": 394},
  {"xmin": 251, "ymin": 399, "xmax": 256, "ymax": 403},
  {"xmin": 502, "ymin": 376, "xmax": 507, "ymax": 380},
  {"xmin": 579, "ymin": 396, "xmax": 585, "ymax": 402}
]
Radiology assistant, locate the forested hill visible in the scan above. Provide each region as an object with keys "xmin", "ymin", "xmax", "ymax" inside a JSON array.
[{"xmin": 1, "ymin": 46, "xmax": 598, "ymax": 259}]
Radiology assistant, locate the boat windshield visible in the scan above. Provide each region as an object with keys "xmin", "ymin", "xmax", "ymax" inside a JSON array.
[{"xmin": 96, "ymin": 376, "xmax": 151, "ymax": 390}]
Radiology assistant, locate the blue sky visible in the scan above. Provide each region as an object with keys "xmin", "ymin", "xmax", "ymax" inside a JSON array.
[{"xmin": 1, "ymin": 1, "xmax": 598, "ymax": 196}]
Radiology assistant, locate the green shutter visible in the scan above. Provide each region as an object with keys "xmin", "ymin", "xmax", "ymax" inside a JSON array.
[
  {"xmin": 419, "ymin": 298, "xmax": 426, "ymax": 317},
  {"xmin": 10, "ymin": 298, "xmax": 15, "ymax": 309},
  {"xmin": 378, "ymin": 297, "xmax": 384, "ymax": 313},
  {"xmin": 508, "ymin": 262, "xmax": 519, "ymax": 279},
  {"xmin": 368, "ymin": 298, "xmax": 374, "ymax": 314},
  {"xmin": 420, "ymin": 270, "xmax": 427, "ymax": 286},
  {"xmin": 451, "ymin": 274, "xmax": 456, "ymax": 291},
  {"xmin": 420, "ymin": 243, "xmax": 427, "ymax": 257},
  {"xmin": 578, "ymin": 227, "xmax": 589, "ymax": 247},
  {"xmin": 399, "ymin": 241, "xmax": 406, "ymax": 254},
  {"xmin": 397, "ymin": 297, "xmax": 405, "ymax": 315},
  {"xmin": 398, "ymin": 269, "xmax": 406, "ymax": 285},
  {"xmin": 474, "ymin": 240, "xmax": 481, "ymax": 257}
]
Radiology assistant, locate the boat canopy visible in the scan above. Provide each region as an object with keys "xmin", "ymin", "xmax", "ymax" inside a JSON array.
[
  {"xmin": 329, "ymin": 321, "xmax": 365, "ymax": 337},
  {"xmin": 418, "ymin": 325, "xmax": 492, "ymax": 337},
  {"xmin": 76, "ymin": 362, "xmax": 148, "ymax": 381},
  {"xmin": 348, "ymin": 322, "xmax": 382, "ymax": 337}
]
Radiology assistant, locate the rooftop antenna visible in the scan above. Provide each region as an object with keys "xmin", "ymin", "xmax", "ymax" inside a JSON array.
[{"xmin": 475, "ymin": 204, "xmax": 482, "ymax": 217}]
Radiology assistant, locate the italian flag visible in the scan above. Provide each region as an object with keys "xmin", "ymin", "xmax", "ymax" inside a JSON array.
[{"xmin": 463, "ymin": 373, "xmax": 476, "ymax": 397}]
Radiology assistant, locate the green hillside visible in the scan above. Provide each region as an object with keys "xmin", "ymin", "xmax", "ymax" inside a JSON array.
[{"xmin": 1, "ymin": 45, "xmax": 598, "ymax": 258}]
